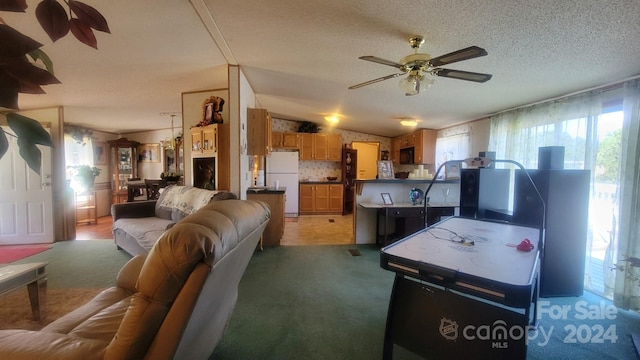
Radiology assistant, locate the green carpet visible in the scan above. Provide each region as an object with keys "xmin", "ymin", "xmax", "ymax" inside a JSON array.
[
  {"xmin": 212, "ymin": 245, "xmax": 395, "ymax": 359},
  {"xmin": 13, "ymin": 240, "xmax": 131, "ymax": 288},
  {"xmin": 7, "ymin": 240, "xmax": 640, "ymax": 359}
]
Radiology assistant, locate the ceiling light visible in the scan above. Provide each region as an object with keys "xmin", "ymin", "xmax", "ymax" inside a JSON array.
[
  {"xmin": 160, "ymin": 112, "xmax": 181, "ymax": 150},
  {"xmin": 399, "ymin": 73, "xmax": 434, "ymax": 96},
  {"xmin": 324, "ymin": 115, "xmax": 340, "ymax": 124},
  {"xmin": 400, "ymin": 119, "xmax": 418, "ymax": 127}
]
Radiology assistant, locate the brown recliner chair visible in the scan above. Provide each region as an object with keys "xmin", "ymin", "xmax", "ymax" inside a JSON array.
[{"xmin": 0, "ymin": 199, "xmax": 270, "ymax": 360}]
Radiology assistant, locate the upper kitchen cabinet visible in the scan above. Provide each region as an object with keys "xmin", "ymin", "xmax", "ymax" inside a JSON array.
[
  {"xmin": 391, "ymin": 129, "xmax": 436, "ymax": 165},
  {"xmin": 190, "ymin": 124, "xmax": 218, "ymax": 155},
  {"xmin": 272, "ymin": 132, "xmax": 300, "ymax": 150},
  {"xmin": 299, "ymin": 133, "xmax": 342, "ymax": 161},
  {"xmin": 413, "ymin": 129, "xmax": 436, "ymax": 164},
  {"xmin": 247, "ymin": 108, "xmax": 272, "ymax": 156}
]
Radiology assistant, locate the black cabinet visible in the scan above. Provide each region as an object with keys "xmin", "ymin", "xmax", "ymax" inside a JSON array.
[
  {"xmin": 377, "ymin": 207, "xmax": 425, "ymax": 246},
  {"xmin": 514, "ymin": 169, "xmax": 590, "ymax": 297},
  {"xmin": 341, "ymin": 148, "xmax": 357, "ymax": 215},
  {"xmin": 426, "ymin": 206, "xmax": 454, "ymax": 226}
]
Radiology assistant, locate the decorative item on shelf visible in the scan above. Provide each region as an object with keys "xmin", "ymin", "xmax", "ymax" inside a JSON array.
[
  {"xmin": 410, "ymin": 187, "xmax": 424, "ymax": 205},
  {"xmin": 297, "ymin": 121, "xmax": 320, "ymax": 133},
  {"xmin": 327, "ymin": 176, "xmax": 338, "ymax": 181},
  {"xmin": 197, "ymin": 96, "xmax": 225, "ymax": 126}
]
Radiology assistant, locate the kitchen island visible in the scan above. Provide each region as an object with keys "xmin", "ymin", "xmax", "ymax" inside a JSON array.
[
  {"xmin": 247, "ymin": 187, "xmax": 286, "ymax": 248},
  {"xmin": 354, "ymin": 179, "xmax": 460, "ymax": 244}
]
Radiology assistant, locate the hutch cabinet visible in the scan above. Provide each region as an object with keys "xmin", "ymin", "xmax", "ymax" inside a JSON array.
[
  {"xmin": 107, "ymin": 138, "xmax": 140, "ymax": 204},
  {"xmin": 190, "ymin": 124, "xmax": 218, "ymax": 155}
]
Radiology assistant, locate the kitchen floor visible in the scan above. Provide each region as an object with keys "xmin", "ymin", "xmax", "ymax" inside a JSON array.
[
  {"xmin": 281, "ymin": 214, "xmax": 353, "ymax": 245},
  {"xmin": 76, "ymin": 214, "xmax": 355, "ymax": 246}
]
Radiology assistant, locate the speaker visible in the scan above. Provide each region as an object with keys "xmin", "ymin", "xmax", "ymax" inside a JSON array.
[
  {"xmin": 538, "ymin": 146, "xmax": 565, "ymax": 169},
  {"xmin": 459, "ymin": 169, "xmax": 479, "ymax": 217}
]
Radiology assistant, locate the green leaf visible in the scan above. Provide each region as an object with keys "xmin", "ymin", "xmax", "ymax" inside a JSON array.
[
  {"xmin": 69, "ymin": 0, "xmax": 110, "ymax": 33},
  {"xmin": 35, "ymin": 0, "xmax": 70, "ymax": 42},
  {"xmin": 0, "ymin": 128, "xmax": 8, "ymax": 160},
  {"xmin": 7, "ymin": 112, "xmax": 54, "ymax": 147},
  {"xmin": 17, "ymin": 136, "xmax": 42, "ymax": 176},
  {"xmin": 27, "ymin": 49, "xmax": 55, "ymax": 75},
  {"xmin": 69, "ymin": 17, "xmax": 97, "ymax": 49}
]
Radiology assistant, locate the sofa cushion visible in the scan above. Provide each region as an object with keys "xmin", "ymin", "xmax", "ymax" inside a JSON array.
[
  {"xmin": 155, "ymin": 185, "xmax": 225, "ymax": 221},
  {"xmin": 113, "ymin": 217, "xmax": 174, "ymax": 251}
]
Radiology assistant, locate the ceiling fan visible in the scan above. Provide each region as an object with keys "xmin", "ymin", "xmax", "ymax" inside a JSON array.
[{"xmin": 349, "ymin": 35, "xmax": 492, "ymax": 96}]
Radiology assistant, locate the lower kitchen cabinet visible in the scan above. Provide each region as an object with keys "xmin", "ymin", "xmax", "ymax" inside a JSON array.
[{"xmin": 299, "ymin": 183, "xmax": 343, "ymax": 214}]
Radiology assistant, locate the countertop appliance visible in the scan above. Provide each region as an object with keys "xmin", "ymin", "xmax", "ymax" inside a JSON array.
[{"xmin": 266, "ymin": 151, "xmax": 299, "ymax": 217}]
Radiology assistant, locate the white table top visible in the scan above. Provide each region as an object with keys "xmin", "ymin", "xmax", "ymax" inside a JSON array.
[
  {"xmin": 382, "ymin": 217, "xmax": 539, "ymax": 286},
  {"xmin": 0, "ymin": 262, "xmax": 48, "ymax": 282}
]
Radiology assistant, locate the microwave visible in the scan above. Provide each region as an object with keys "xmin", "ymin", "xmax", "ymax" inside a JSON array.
[{"xmin": 399, "ymin": 147, "xmax": 414, "ymax": 164}]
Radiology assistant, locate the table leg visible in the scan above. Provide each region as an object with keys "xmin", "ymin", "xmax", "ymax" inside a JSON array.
[{"xmin": 27, "ymin": 277, "xmax": 47, "ymax": 321}]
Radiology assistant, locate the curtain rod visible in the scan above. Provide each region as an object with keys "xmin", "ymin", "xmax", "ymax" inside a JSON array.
[{"xmin": 489, "ymin": 74, "xmax": 640, "ymax": 117}]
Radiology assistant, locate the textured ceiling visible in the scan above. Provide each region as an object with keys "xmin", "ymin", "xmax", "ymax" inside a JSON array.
[{"xmin": 7, "ymin": 0, "xmax": 640, "ymax": 137}]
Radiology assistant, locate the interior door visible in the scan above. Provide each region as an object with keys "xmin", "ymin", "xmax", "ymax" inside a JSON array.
[{"xmin": 0, "ymin": 128, "xmax": 54, "ymax": 244}]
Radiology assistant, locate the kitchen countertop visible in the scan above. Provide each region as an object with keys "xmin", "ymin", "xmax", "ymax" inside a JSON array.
[
  {"xmin": 299, "ymin": 181, "xmax": 342, "ymax": 184},
  {"xmin": 247, "ymin": 187, "xmax": 286, "ymax": 194}
]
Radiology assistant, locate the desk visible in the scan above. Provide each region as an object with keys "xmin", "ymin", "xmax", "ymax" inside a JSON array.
[
  {"xmin": 359, "ymin": 202, "xmax": 457, "ymax": 246},
  {"xmin": 380, "ymin": 217, "xmax": 540, "ymax": 359}
]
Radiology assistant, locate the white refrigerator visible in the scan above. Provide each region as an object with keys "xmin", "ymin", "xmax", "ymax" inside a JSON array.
[{"xmin": 266, "ymin": 151, "xmax": 299, "ymax": 217}]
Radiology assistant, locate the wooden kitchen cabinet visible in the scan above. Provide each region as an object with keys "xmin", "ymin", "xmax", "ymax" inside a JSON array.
[
  {"xmin": 413, "ymin": 129, "xmax": 436, "ymax": 164},
  {"xmin": 190, "ymin": 124, "xmax": 218, "ymax": 154},
  {"xmin": 272, "ymin": 132, "xmax": 300, "ymax": 150},
  {"xmin": 299, "ymin": 183, "xmax": 343, "ymax": 214},
  {"xmin": 391, "ymin": 128, "xmax": 436, "ymax": 165},
  {"xmin": 299, "ymin": 133, "xmax": 341, "ymax": 161},
  {"xmin": 247, "ymin": 108, "xmax": 272, "ymax": 155}
]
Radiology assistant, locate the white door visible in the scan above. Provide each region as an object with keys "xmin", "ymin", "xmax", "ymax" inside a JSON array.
[{"xmin": 0, "ymin": 128, "xmax": 54, "ymax": 245}]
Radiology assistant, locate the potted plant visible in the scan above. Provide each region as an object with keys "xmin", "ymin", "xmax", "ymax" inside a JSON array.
[{"xmin": 68, "ymin": 165, "xmax": 101, "ymax": 191}]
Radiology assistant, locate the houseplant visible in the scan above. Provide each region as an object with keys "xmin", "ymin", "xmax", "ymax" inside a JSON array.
[
  {"xmin": 0, "ymin": 1, "xmax": 109, "ymax": 174},
  {"xmin": 67, "ymin": 164, "xmax": 101, "ymax": 191}
]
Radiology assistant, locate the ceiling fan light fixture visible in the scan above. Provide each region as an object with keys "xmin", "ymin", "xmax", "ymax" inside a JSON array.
[{"xmin": 399, "ymin": 74, "xmax": 434, "ymax": 95}]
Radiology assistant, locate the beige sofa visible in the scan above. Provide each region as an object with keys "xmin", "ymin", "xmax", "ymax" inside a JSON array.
[
  {"xmin": 111, "ymin": 185, "xmax": 237, "ymax": 256},
  {"xmin": 0, "ymin": 199, "xmax": 270, "ymax": 360}
]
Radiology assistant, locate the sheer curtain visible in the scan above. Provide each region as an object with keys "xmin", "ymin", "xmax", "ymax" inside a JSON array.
[
  {"xmin": 489, "ymin": 79, "xmax": 640, "ymax": 310},
  {"xmin": 614, "ymin": 79, "xmax": 640, "ymax": 310}
]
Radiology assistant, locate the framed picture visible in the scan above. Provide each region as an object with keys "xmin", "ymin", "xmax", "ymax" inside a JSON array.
[
  {"xmin": 93, "ymin": 141, "xmax": 107, "ymax": 165},
  {"xmin": 377, "ymin": 160, "xmax": 395, "ymax": 179},
  {"xmin": 381, "ymin": 193, "xmax": 393, "ymax": 205},
  {"xmin": 139, "ymin": 144, "xmax": 160, "ymax": 163},
  {"xmin": 445, "ymin": 162, "xmax": 461, "ymax": 179}
]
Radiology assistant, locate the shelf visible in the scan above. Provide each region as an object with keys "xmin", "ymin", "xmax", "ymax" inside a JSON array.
[{"xmin": 75, "ymin": 191, "xmax": 97, "ymax": 225}]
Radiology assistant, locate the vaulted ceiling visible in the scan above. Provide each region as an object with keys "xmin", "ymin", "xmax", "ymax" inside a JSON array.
[{"xmin": 7, "ymin": 0, "xmax": 640, "ymax": 137}]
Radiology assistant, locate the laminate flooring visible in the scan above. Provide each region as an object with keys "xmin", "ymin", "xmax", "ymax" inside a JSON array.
[{"xmin": 75, "ymin": 214, "xmax": 355, "ymax": 246}]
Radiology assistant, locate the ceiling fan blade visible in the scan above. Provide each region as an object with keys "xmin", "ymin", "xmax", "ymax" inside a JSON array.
[
  {"xmin": 348, "ymin": 73, "xmax": 404, "ymax": 89},
  {"xmin": 428, "ymin": 46, "xmax": 488, "ymax": 67},
  {"xmin": 359, "ymin": 56, "xmax": 404, "ymax": 69},
  {"xmin": 434, "ymin": 68, "xmax": 493, "ymax": 83}
]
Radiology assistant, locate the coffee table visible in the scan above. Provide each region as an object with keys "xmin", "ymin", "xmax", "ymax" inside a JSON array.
[{"xmin": 0, "ymin": 262, "xmax": 48, "ymax": 321}]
